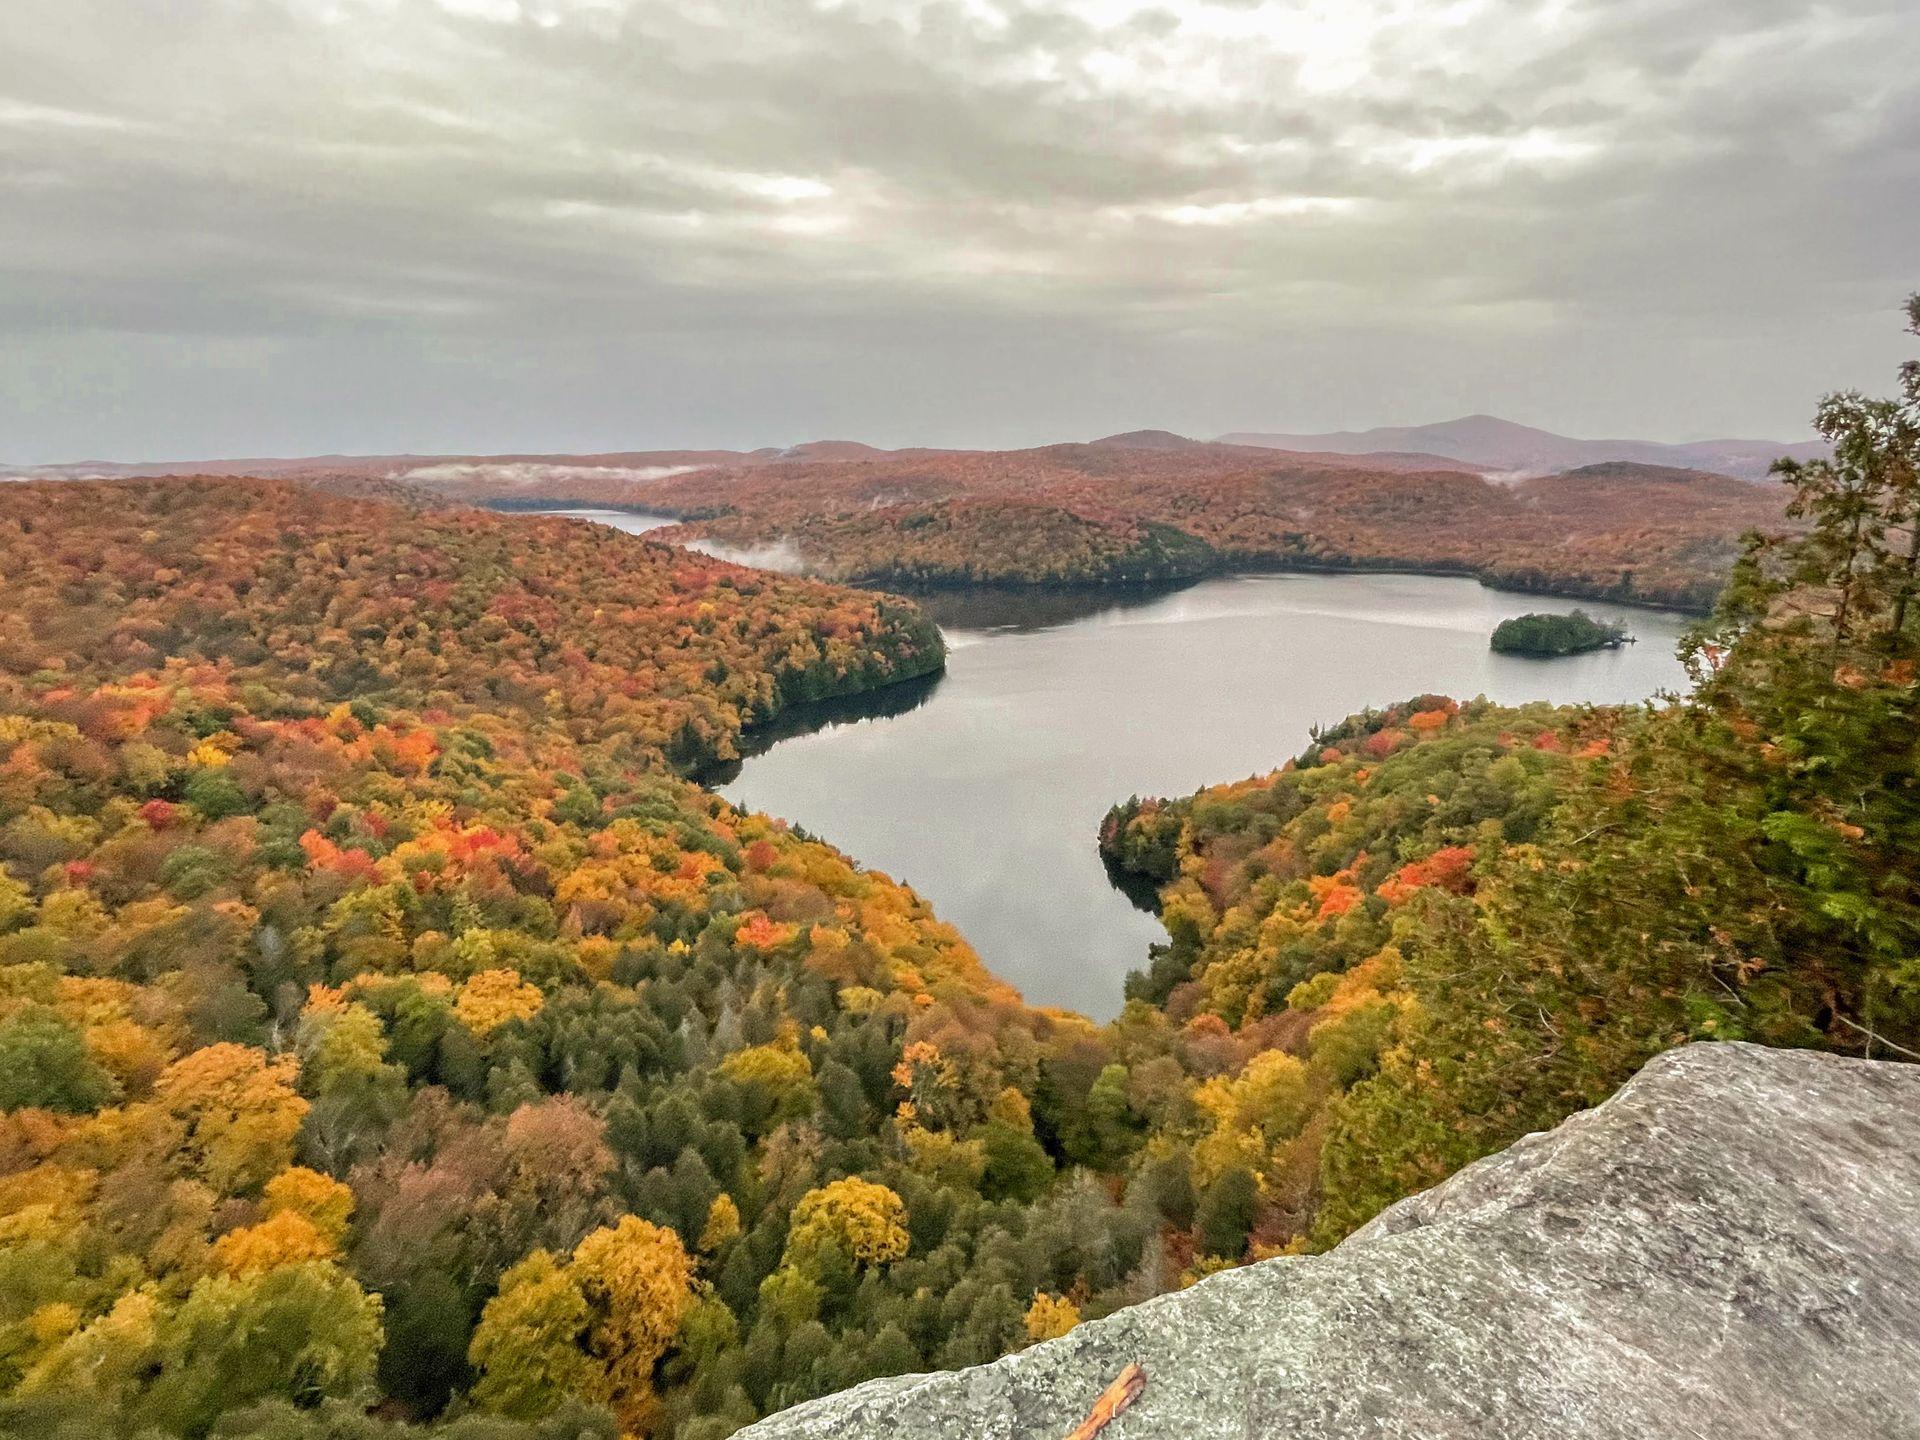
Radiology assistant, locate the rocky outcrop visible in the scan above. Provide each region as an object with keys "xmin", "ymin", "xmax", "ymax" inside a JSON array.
[{"xmin": 739, "ymin": 1043, "xmax": 1920, "ymax": 1439}]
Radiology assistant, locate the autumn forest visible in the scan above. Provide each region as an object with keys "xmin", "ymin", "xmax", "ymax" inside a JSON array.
[
  {"xmin": 0, "ymin": 301, "xmax": 1916, "ymax": 1440},
  {"xmin": 408, "ymin": 441, "xmax": 1789, "ymax": 612}
]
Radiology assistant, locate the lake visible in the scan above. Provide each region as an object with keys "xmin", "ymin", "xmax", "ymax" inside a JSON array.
[{"xmin": 543, "ymin": 509, "xmax": 1694, "ymax": 1019}]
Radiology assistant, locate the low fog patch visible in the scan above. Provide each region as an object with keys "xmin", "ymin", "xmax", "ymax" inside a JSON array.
[
  {"xmin": 685, "ymin": 536, "xmax": 808, "ymax": 574},
  {"xmin": 395, "ymin": 462, "xmax": 706, "ymax": 486}
]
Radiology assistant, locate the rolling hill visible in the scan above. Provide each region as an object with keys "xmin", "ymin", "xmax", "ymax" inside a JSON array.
[
  {"xmin": 1218, "ymin": 414, "xmax": 1825, "ymax": 480},
  {"xmin": 1, "ymin": 427, "xmax": 1796, "ymax": 609}
]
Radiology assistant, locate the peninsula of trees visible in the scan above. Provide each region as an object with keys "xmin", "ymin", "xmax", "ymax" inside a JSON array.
[
  {"xmin": 1103, "ymin": 297, "xmax": 1919, "ymax": 1239},
  {"xmin": 397, "ymin": 448, "xmax": 1786, "ymax": 611}
]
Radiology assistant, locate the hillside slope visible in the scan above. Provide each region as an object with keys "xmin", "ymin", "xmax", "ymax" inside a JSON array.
[
  {"xmin": 0, "ymin": 479, "xmax": 1177, "ymax": 1438},
  {"xmin": 7, "ymin": 429, "xmax": 1790, "ymax": 609},
  {"xmin": 620, "ymin": 449, "xmax": 1786, "ymax": 609},
  {"xmin": 1219, "ymin": 413, "xmax": 1825, "ymax": 480}
]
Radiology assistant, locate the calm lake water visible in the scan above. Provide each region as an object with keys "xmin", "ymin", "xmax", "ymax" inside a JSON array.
[{"xmin": 544, "ymin": 509, "xmax": 1693, "ymax": 1019}]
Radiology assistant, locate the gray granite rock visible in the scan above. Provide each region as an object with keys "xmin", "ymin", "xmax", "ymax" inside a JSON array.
[{"xmin": 737, "ymin": 1043, "xmax": 1920, "ymax": 1439}]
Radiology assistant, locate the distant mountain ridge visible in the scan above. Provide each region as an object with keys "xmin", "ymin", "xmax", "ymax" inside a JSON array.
[
  {"xmin": 1084, "ymin": 430, "xmax": 1490, "ymax": 473},
  {"xmin": 4, "ymin": 416, "xmax": 1821, "ymax": 485},
  {"xmin": 1218, "ymin": 414, "xmax": 1825, "ymax": 481}
]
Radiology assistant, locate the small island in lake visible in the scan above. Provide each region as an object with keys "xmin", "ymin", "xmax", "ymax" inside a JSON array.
[{"xmin": 1490, "ymin": 609, "xmax": 1633, "ymax": 656}]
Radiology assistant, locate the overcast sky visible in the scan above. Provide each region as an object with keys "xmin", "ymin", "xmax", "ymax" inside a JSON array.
[{"xmin": 1, "ymin": 0, "xmax": 1913, "ymax": 462}]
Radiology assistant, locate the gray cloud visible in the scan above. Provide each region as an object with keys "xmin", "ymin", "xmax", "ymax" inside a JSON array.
[{"xmin": 0, "ymin": 0, "xmax": 1913, "ymax": 461}]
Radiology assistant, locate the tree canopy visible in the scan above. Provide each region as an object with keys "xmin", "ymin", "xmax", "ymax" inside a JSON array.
[{"xmin": 1489, "ymin": 610, "xmax": 1630, "ymax": 656}]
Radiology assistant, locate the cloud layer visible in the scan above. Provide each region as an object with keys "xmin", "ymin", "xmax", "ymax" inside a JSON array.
[{"xmin": 2, "ymin": 0, "xmax": 1913, "ymax": 459}]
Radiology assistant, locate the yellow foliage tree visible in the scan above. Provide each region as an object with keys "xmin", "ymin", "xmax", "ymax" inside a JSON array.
[
  {"xmin": 988, "ymin": 1085, "xmax": 1033, "ymax": 1131},
  {"xmin": 0, "ymin": 870, "xmax": 29, "ymax": 932},
  {"xmin": 1190, "ymin": 1049, "xmax": 1311, "ymax": 1190},
  {"xmin": 698, "ymin": 1193, "xmax": 741, "ymax": 1253},
  {"xmin": 210, "ymin": 1208, "xmax": 335, "ymax": 1275},
  {"xmin": 717, "ymin": 1034, "xmax": 816, "ymax": 1118},
  {"xmin": 142, "ymin": 1261, "xmax": 384, "ymax": 1430},
  {"xmin": 570, "ymin": 1215, "xmax": 696, "ymax": 1429},
  {"xmin": 1023, "ymin": 1292, "xmax": 1080, "ymax": 1342},
  {"xmin": 453, "ymin": 968, "xmax": 545, "ymax": 1036},
  {"xmin": 899, "ymin": 1121, "xmax": 987, "ymax": 1189},
  {"xmin": 154, "ymin": 1043, "xmax": 308, "ymax": 1193},
  {"xmin": 785, "ymin": 1177, "xmax": 910, "ymax": 1269},
  {"xmin": 263, "ymin": 1165, "xmax": 355, "ymax": 1243},
  {"xmin": 17, "ymin": 1289, "xmax": 161, "ymax": 1408},
  {"xmin": 84, "ymin": 1019, "xmax": 170, "ymax": 1098},
  {"xmin": 470, "ymin": 1250, "xmax": 599, "ymax": 1421}
]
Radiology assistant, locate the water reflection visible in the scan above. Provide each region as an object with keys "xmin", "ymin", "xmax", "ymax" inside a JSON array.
[
  {"xmin": 715, "ymin": 571, "xmax": 1695, "ymax": 1019},
  {"xmin": 1101, "ymin": 852, "xmax": 1166, "ymax": 917},
  {"xmin": 703, "ymin": 670, "xmax": 947, "ymax": 785},
  {"xmin": 915, "ymin": 583, "xmax": 1202, "ymax": 635}
]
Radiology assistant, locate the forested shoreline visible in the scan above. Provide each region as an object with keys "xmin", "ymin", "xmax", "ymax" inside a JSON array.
[
  {"xmin": 484, "ymin": 500, "xmax": 1734, "ymax": 616},
  {"xmin": 0, "ymin": 304, "xmax": 1911, "ymax": 1439},
  {"xmin": 1104, "ymin": 299, "xmax": 1920, "ymax": 1242},
  {"xmin": 396, "ymin": 438, "xmax": 1791, "ymax": 611}
]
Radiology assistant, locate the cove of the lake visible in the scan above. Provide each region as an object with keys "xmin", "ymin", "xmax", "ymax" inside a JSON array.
[{"xmin": 540, "ymin": 509, "xmax": 1693, "ymax": 1020}]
